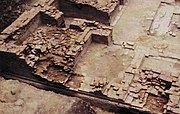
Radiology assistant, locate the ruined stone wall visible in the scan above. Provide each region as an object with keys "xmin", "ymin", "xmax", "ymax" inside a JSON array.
[
  {"xmin": 16, "ymin": 13, "xmax": 41, "ymax": 45},
  {"xmin": 58, "ymin": 0, "xmax": 110, "ymax": 25}
]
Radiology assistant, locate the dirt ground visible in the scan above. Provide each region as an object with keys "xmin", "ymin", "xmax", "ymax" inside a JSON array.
[
  {"xmin": 113, "ymin": 0, "xmax": 161, "ymax": 43},
  {"xmin": 0, "ymin": 0, "xmax": 37, "ymax": 32},
  {"xmin": 0, "ymin": 77, "xmax": 114, "ymax": 114}
]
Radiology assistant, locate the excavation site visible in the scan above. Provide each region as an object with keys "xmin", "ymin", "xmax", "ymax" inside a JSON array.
[{"xmin": 0, "ymin": 0, "xmax": 180, "ymax": 114}]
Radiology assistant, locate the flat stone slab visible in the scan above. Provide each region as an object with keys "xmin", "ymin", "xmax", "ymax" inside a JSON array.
[{"xmin": 149, "ymin": 2, "xmax": 175, "ymax": 35}]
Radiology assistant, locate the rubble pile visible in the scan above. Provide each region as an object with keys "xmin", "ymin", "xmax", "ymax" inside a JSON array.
[
  {"xmin": 139, "ymin": 68, "xmax": 173, "ymax": 95},
  {"xmin": 41, "ymin": 6, "xmax": 65, "ymax": 27},
  {"xmin": 90, "ymin": 77, "xmax": 109, "ymax": 91}
]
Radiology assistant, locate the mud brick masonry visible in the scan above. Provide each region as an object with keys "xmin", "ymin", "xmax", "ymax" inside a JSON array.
[{"xmin": 0, "ymin": 0, "xmax": 113, "ymax": 82}]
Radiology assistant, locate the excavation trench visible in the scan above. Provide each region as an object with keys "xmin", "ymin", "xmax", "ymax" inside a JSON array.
[{"xmin": 0, "ymin": 0, "xmax": 162, "ymax": 114}]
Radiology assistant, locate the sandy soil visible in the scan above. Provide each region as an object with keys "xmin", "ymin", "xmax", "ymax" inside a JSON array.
[
  {"xmin": 0, "ymin": 77, "xmax": 96, "ymax": 114},
  {"xmin": 75, "ymin": 43, "xmax": 133, "ymax": 80},
  {"xmin": 113, "ymin": 0, "xmax": 161, "ymax": 43},
  {"xmin": 0, "ymin": 76, "xmax": 114, "ymax": 114}
]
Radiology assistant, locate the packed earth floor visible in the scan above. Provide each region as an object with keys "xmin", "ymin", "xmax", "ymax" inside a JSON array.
[{"xmin": 0, "ymin": 0, "xmax": 180, "ymax": 114}]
